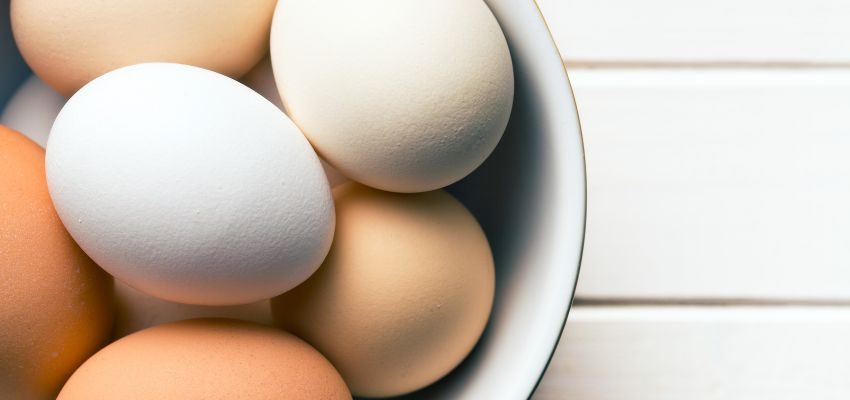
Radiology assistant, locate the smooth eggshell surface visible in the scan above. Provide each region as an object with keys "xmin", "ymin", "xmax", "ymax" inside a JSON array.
[
  {"xmin": 11, "ymin": 0, "xmax": 276, "ymax": 96},
  {"xmin": 1, "ymin": 75, "xmax": 66, "ymax": 147},
  {"xmin": 58, "ymin": 319, "xmax": 351, "ymax": 400},
  {"xmin": 271, "ymin": 0, "xmax": 514, "ymax": 193},
  {"xmin": 272, "ymin": 183, "xmax": 495, "ymax": 397},
  {"xmin": 0, "ymin": 126, "xmax": 113, "ymax": 400},
  {"xmin": 46, "ymin": 63, "xmax": 335, "ymax": 306},
  {"xmin": 112, "ymin": 281, "xmax": 273, "ymax": 339}
]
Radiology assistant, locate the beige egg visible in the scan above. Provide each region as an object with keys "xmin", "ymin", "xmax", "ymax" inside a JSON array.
[
  {"xmin": 11, "ymin": 0, "xmax": 276, "ymax": 96},
  {"xmin": 271, "ymin": 0, "xmax": 514, "ymax": 193},
  {"xmin": 58, "ymin": 319, "xmax": 351, "ymax": 400},
  {"xmin": 112, "ymin": 281, "xmax": 273, "ymax": 339},
  {"xmin": 0, "ymin": 125, "xmax": 114, "ymax": 400},
  {"xmin": 272, "ymin": 183, "xmax": 495, "ymax": 397}
]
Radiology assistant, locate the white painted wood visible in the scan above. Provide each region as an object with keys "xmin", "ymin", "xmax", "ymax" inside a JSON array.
[
  {"xmin": 534, "ymin": 306, "xmax": 850, "ymax": 400},
  {"xmin": 570, "ymin": 68, "xmax": 850, "ymax": 300},
  {"xmin": 536, "ymin": 0, "xmax": 850, "ymax": 64}
]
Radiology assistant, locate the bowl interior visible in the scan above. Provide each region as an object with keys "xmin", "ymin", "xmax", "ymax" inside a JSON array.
[
  {"xmin": 402, "ymin": 1, "xmax": 586, "ymax": 398},
  {"xmin": 0, "ymin": 1, "xmax": 586, "ymax": 398},
  {"xmin": 0, "ymin": 0, "xmax": 30, "ymax": 110}
]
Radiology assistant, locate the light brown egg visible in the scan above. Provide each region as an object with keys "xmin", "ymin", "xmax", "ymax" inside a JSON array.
[
  {"xmin": 0, "ymin": 125, "xmax": 113, "ymax": 400},
  {"xmin": 58, "ymin": 319, "xmax": 352, "ymax": 400},
  {"xmin": 272, "ymin": 183, "xmax": 495, "ymax": 397},
  {"xmin": 11, "ymin": 0, "xmax": 277, "ymax": 96}
]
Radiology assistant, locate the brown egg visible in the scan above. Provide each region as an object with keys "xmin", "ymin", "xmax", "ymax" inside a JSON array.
[
  {"xmin": 11, "ymin": 0, "xmax": 277, "ymax": 96},
  {"xmin": 0, "ymin": 125, "xmax": 113, "ymax": 399},
  {"xmin": 58, "ymin": 319, "xmax": 351, "ymax": 400},
  {"xmin": 272, "ymin": 183, "xmax": 495, "ymax": 397}
]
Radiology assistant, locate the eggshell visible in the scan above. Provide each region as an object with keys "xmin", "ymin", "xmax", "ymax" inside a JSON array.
[
  {"xmin": 1, "ymin": 75, "xmax": 66, "ymax": 147},
  {"xmin": 112, "ymin": 281, "xmax": 273, "ymax": 339},
  {"xmin": 241, "ymin": 57, "xmax": 351, "ymax": 188},
  {"xmin": 11, "ymin": 0, "xmax": 276, "ymax": 96},
  {"xmin": 58, "ymin": 319, "xmax": 351, "ymax": 400},
  {"xmin": 47, "ymin": 63, "xmax": 335, "ymax": 306},
  {"xmin": 270, "ymin": 0, "xmax": 514, "ymax": 193},
  {"xmin": 272, "ymin": 183, "xmax": 495, "ymax": 397},
  {"xmin": 0, "ymin": 126, "xmax": 113, "ymax": 400}
]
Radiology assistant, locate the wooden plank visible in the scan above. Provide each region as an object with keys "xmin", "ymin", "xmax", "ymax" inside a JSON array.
[
  {"xmin": 570, "ymin": 68, "xmax": 850, "ymax": 300},
  {"xmin": 534, "ymin": 305, "xmax": 850, "ymax": 400},
  {"xmin": 536, "ymin": 0, "xmax": 850, "ymax": 64}
]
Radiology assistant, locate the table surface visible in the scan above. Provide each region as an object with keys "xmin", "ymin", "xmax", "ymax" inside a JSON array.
[{"xmin": 533, "ymin": 0, "xmax": 850, "ymax": 398}]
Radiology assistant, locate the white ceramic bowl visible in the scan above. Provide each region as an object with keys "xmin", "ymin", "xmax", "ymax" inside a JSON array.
[
  {"xmin": 409, "ymin": 1, "xmax": 586, "ymax": 398},
  {"xmin": 0, "ymin": 0, "xmax": 586, "ymax": 398}
]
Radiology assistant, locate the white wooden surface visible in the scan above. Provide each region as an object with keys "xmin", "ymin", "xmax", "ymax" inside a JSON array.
[
  {"xmin": 533, "ymin": 0, "xmax": 850, "ymax": 398},
  {"xmin": 536, "ymin": 0, "xmax": 850, "ymax": 65},
  {"xmin": 535, "ymin": 306, "xmax": 850, "ymax": 400},
  {"xmin": 571, "ymin": 68, "xmax": 850, "ymax": 300}
]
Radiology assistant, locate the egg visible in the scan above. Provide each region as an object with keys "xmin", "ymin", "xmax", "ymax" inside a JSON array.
[
  {"xmin": 46, "ymin": 63, "xmax": 335, "ymax": 306},
  {"xmin": 11, "ymin": 0, "xmax": 276, "ymax": 96},
  {"xmin": 112, "ymin": 281, "xmax": 273, "ymax": 339},
  {"xmin": 1, "ymin": 75, "xmax": 66, "ymax": 147},
  {"xmin": 241, "ymin": 57, "xmax": 351, "ymax": 188},
  {"xmin": 270, "ymin": 0, "xmax": 514, "ymax": 193},
  {"xmin": 58, "ymin": 319, "xmax": 351, "ymax": 400},
  {"xmin": 0, "ymin": 126, "xmax": 113, "ymax": 399},
  {"xmin": 272, "ymin": 183, "xmax": 495, "ymax": 397}
]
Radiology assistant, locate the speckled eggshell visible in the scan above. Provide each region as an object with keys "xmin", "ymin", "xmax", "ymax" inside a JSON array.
[
  {"xmin": 46, "ymin": 63, "xmax": 335, "ymax": 306},
  {"xmin": 1, "ymin": 75, "xmax": 66, "ymax": 147},
  {"xmin": 11, "ymin": 0, "xmax": 277, "ymax": 96},
  {"xmin": 272, "ymin": 183, "xmax": 495, "ymax": 397},
  {"xmin": 270, "ymin": 0, "xmax": 515, "ymax": 193},
  {"xmin": 0, "ymin": 126, "xmax": 113, "ymax": 400},
  {"xmin": 57, "ymin": 319, "xmax": 351, "ymax": 400},
  {"xmin": 111, "ymin": 281, "xmax": 273, "ymax": 339}
]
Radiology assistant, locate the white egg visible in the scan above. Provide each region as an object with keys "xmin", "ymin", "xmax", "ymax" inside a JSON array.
[
  {"xmin": 0, "ymin": 75, "xmax": 66, "ymax": 147},
  {"xmin": 47, "ymin": 63, "xmax": 335, "ymax": 306},
  {"xmin": 271, "ymin": 0, "xmax": 514, "ymax": 193},
  {"xmin": 112, "ymin": 281, "xmax": 272, "ymax": 339}
]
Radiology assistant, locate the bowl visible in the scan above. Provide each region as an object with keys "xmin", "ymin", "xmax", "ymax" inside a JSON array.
[
  {"xmin": 421, "ymin": 1, "xmax": 586, "ymax": 398},
  {"xmin": 0, "ymin": 0, "xmax": 586, "ymax": 398}
]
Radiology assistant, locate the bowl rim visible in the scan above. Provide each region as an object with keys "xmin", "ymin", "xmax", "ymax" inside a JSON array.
[{"xmin": 525, "ymin": 0, "xmax": 587, "ymax": 398}]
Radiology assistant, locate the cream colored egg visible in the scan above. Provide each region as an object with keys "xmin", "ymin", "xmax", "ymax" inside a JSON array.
[
  {"xmin": 0, "ymin": 126, "xmax": 113, "ymax": 400},
  {"xmin": 58, "ymin": 319, "xmax": 351, "ymax": 400},
  {"xmin": 270, "ymin": 0, "xmax": 514, "ymax": 193},
  {"xmin": 11, "ymin": 0, "xmax": 276, "ymax": 96},
  {"xmin": 272, "ymin": 183, "xmax": 495, "ymax": 397}
]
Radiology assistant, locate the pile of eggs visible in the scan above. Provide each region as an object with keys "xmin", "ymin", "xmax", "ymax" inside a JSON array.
[{"xmin": 1, "ymin": 0, "xmax": 515, "ymax": 398}]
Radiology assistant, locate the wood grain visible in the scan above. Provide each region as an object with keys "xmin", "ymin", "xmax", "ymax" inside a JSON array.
[
  {"xmin": 536, "ymin": 0, "xmax": 850, "ymax": 65},
  {"xmin": 534, "ymin": 305, "xmax": 850, "ymax": 400},
  {"xmin": 570, "ymin": 68, "xmax": 850, "ymax": 300}
]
